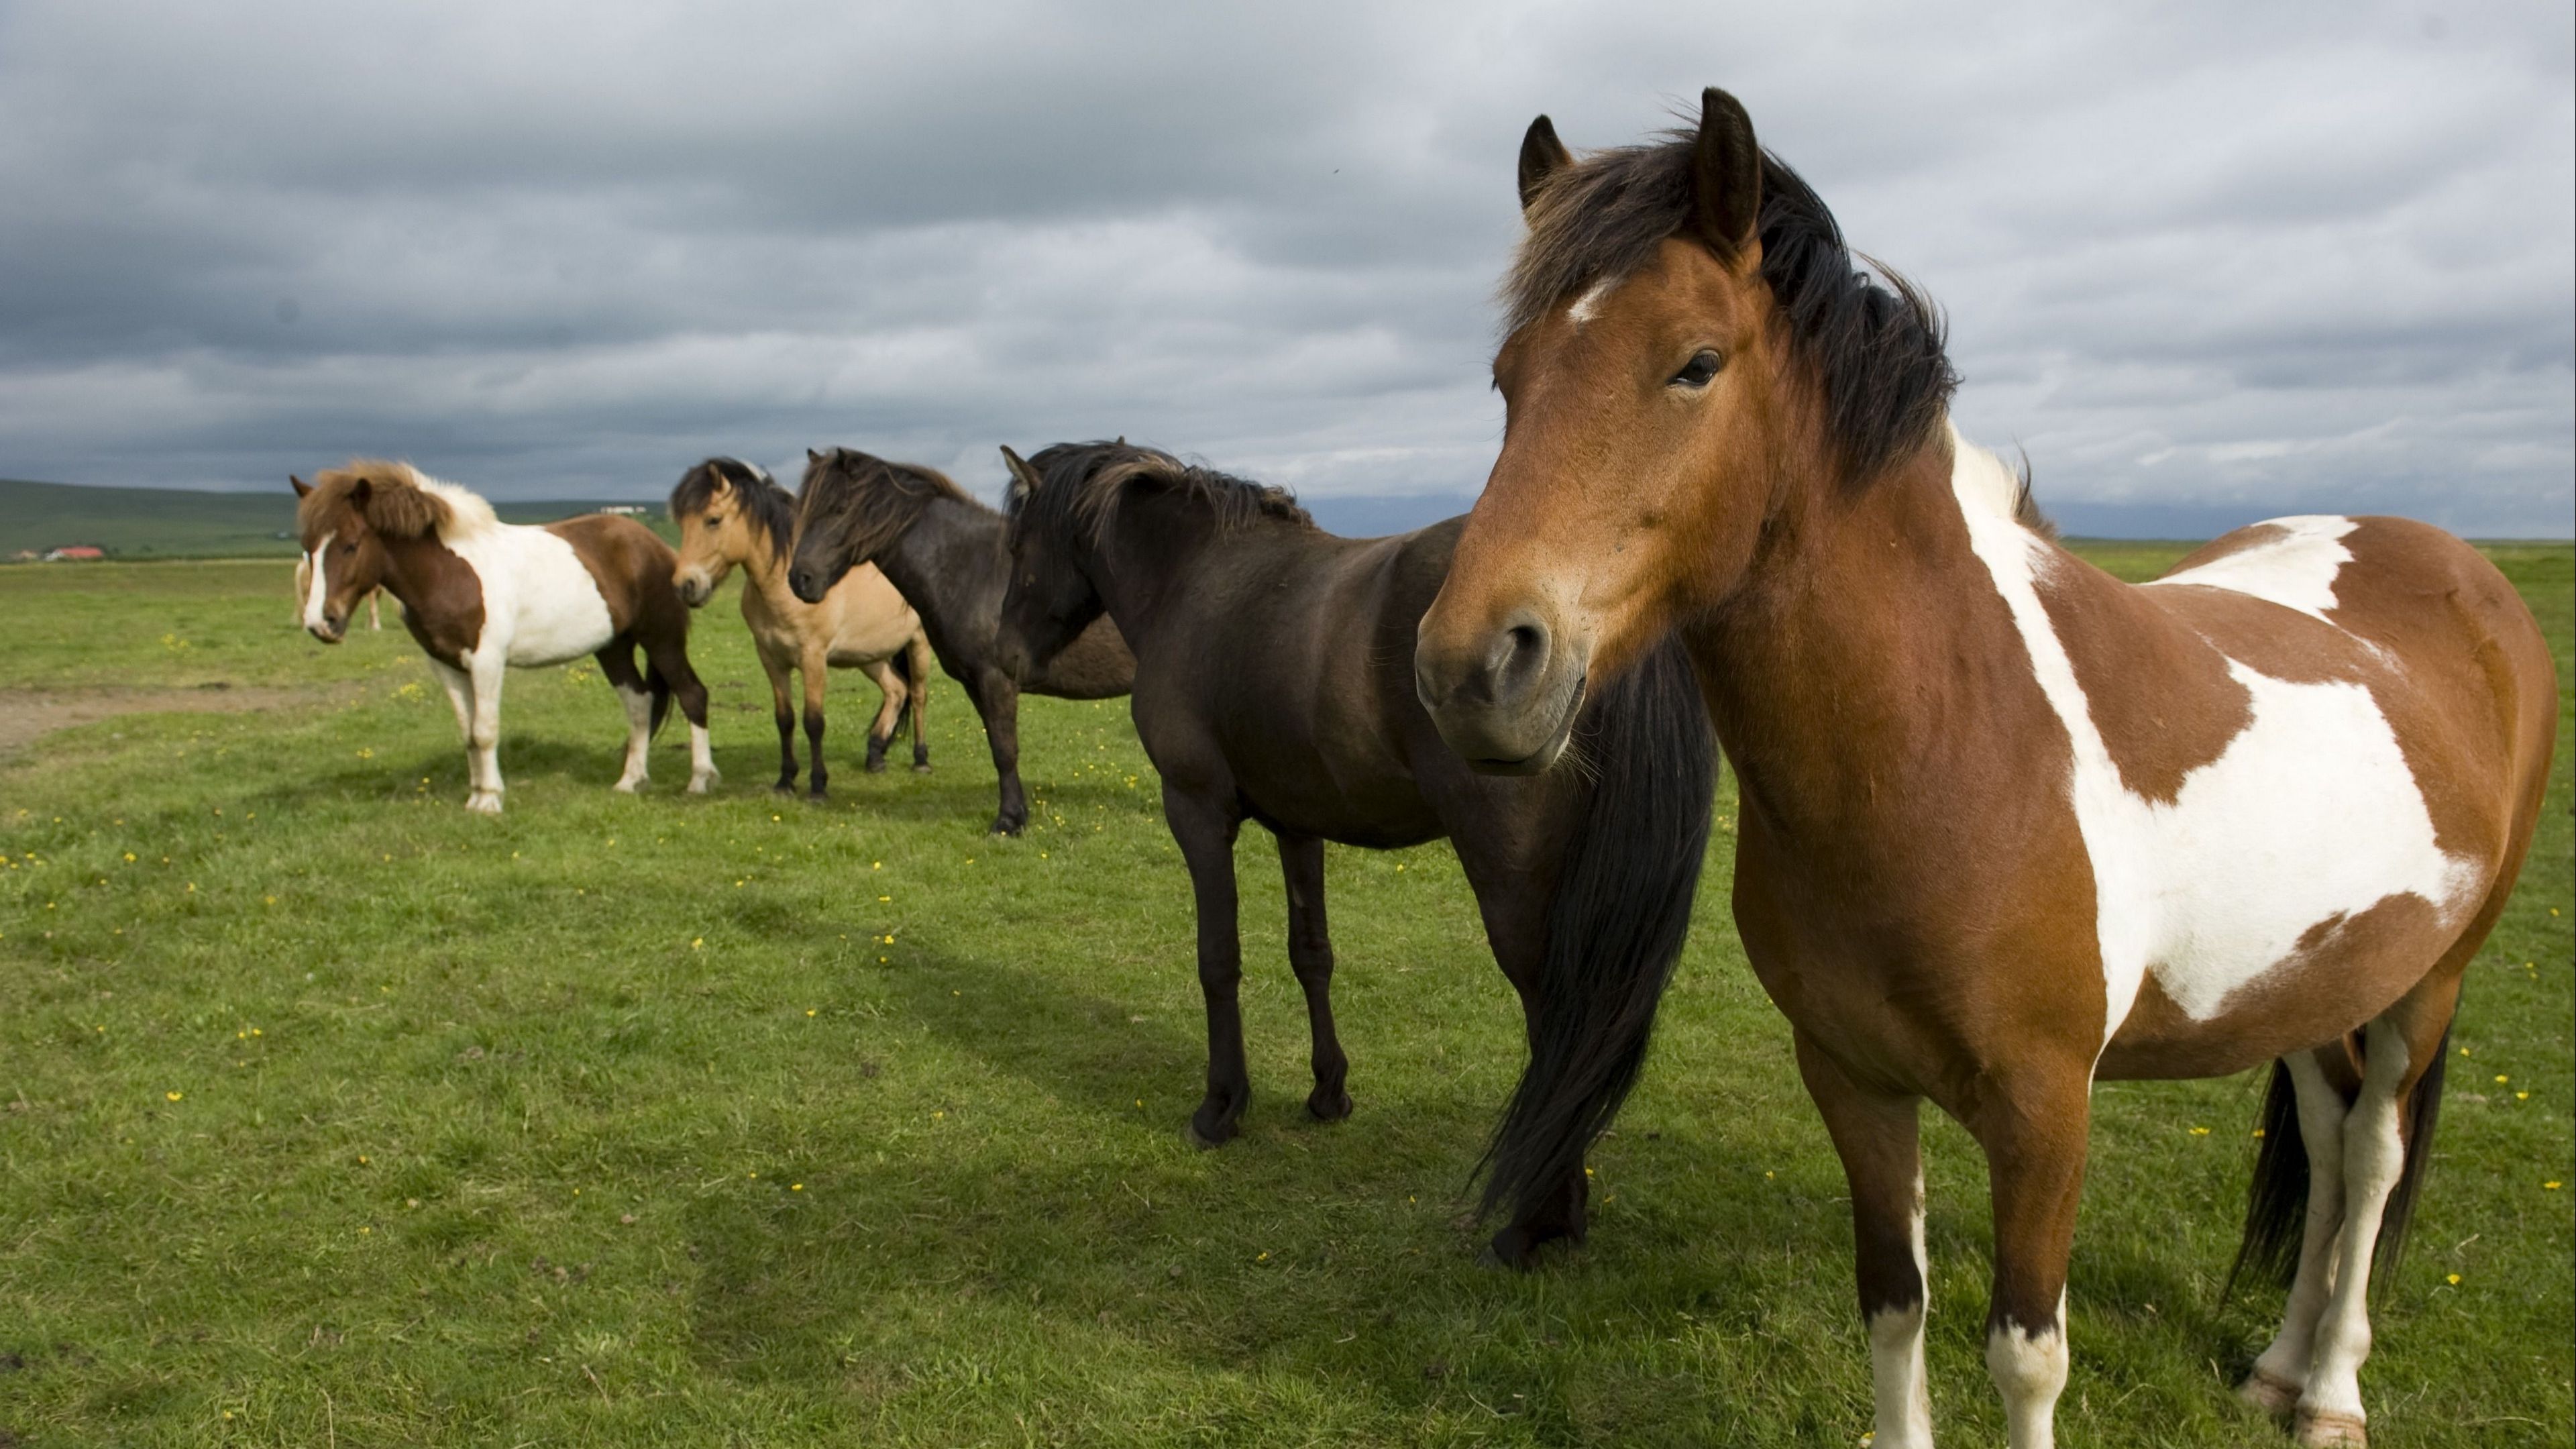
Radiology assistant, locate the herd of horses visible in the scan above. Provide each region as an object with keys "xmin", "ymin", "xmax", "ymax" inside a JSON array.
[{"xmin": 282, "ymin": 90, "xmax": 2554, "ymax": 1449}]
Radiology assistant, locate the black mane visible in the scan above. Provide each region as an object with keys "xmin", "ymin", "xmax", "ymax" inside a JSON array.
[
  {"xmin": 669, "ymin": 458, "xmax": 798, "ymax": 561},
  {"xmin": 795, "ymin": 448, "xmax": 985, "ymax": 564},
  {"xmin": 1010, "ymin": 441, "xmax": 1312, "ymax": 545},
  {"xmin": 1509, "ymin": 136, "xmax": 1959, "ymax": 485}
]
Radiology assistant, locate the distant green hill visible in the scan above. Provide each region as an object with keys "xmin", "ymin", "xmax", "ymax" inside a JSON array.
[{"xmin": 0, "ymin": 478, "xmax": 674, "ymax": 559}]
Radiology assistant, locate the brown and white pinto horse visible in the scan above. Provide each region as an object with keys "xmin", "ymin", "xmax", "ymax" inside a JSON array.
[
  {"xmin": 1413, "ymin": 92, "xmax": 2556, "ymax": 1449},
  {"xmin": 670, "ymin": 458, "xmax": 934, "ymax": 796},
  {"xmin": 294, "ymin": 461, "xmax": 718, "ymax": 812}
]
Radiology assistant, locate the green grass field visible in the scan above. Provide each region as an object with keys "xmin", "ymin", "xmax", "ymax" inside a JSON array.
[{"xmin": 1, "ymin": 545, "xmax": 2568, "ymax": 1447}]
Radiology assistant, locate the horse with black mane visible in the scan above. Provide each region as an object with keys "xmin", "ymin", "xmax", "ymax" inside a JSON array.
[
  {"xmin": 1412, "ymin": 91, "xmax": 2555, "ymax": 1449},
  {"xmin": 294, "ymin": 460, "xmax": 717, "ymax": 811},
  {"xmin": 994, "ymin": 439, "xmax": 1712, "ymax": 1262},
  {"xmin": 784, "ymin": 447, "xmax": 1134, "ymax": 835},
  {"xmin": 670, "ymin": 457, "xmax": 934, "ymax": 796}
]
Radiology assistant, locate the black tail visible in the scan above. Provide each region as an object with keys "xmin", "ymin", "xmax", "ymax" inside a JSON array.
[
  {"xmin": 645, "ymin": 659, "xmax": 674, "ymax": 741},
  {"xmin": 2227, "ymin": 1020, "xmax": 2455, "ymax": 1298},
  {"xmin": 1477, "ymin": 635, "xmax": 1714, "ymax": 1226},
  {"xmin": 892, "ymin": 637, "xmax": 920, "ymax": 741}
]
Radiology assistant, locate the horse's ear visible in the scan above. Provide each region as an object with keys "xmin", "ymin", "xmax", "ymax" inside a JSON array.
[
  {"xmin": 290, "ymin": 474, "xmax": 313, "ymax": 498},
  {"xmin": 347, "ymin": 476, "xmax": 372, "ymax": 511},
  {"xmin": 808, "ymin": 447, "xmax": 822, "ymax": 464},
  {"xmin": 998, "ymin": 445, "xmax": 1042, "ymax": 507},
  {"xmin": 1517, "ymin": 115, "xmax": 1572, "ymax": 213},
  {"xmin": 1689, "ymin": 87, "xmax": 1761, "ymax": 258}
]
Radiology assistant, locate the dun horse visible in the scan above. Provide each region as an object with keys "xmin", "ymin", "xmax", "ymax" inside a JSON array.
[
  {"xmin": 1413, "ymin": 91, "xmax": 2555, "ymax": 1449},
  {"xmin": 295, "ymin": 461, "xmax": 718, "ymax": 811},
  {"xmin": 670, "ymin": 458, "xmax": 934, "ymax": 797},
  {"xmin": 996, "ymin": 441, "xmax": 1713, "ymax": 1260},
  {"xmin": 785, "ymin": 447, "xmax": 1134, "ymax": 835}
]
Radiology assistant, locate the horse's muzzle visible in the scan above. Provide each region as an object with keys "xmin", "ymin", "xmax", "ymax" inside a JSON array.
[
  {"xmin": 1413, "ymin": 610, "xmax": 1587, "ymax": 774},
  {"xmin": 307, "ymin": 614, "xmax": 347, "ymax": 645}
]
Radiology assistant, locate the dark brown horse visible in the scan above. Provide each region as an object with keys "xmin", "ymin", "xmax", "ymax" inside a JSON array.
[
  {"xmin": 294, "ymin": 460, "xmax": 716, "ymax": 811},
  {"xmin": 994, "ymin": 440, "xmax": 1712, "ymax": 1262},
  {"xmin": 784, "ymin": 447, "xmax": 1133, "ymax": 835},
  {"xmin": 1412, "ymin": 91, "xmax": 2556, "ymax": 1449}
]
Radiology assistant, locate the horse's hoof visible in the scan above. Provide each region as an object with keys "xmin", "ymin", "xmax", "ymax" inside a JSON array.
[
  {"xmin": 1185, "ymin": 1116, "xmax": 1238, "ymax": 1151},
  {"xmin": 612, "ymin": 780, "xmax": 643, "ymax": 794},
  {"xmin": 865, "ymin": 759, "xmax": 889, "ymax": 775},
  {"xmin": 911, "ymin": 763, "xmax": 933, "ymax": 775},
  {"xmin": 465, "ymin": 793, "xmax": 503, "ymax": 815},
  {"xmin": 990, "ymin": 819, "xmax": 1025, "ymax": 837},
  {"xmin": 771, "ymin": 781, "xmax": 798, "ymax": 796},
  {"xmin": 806, "ymin": 789, "xmax": 830, "ymax": 804},
  {"xmin": 2239, "ymin": 1367, "xmax": 2301, "ymax": 1419},
  {"xmin": 1305, "ymin": 1089, "xmax": 1354, "ymax": 1122},
  {"xmin": 688, "ymin": 776, "xmax": 716, "ymax": 796},
  {"xmin": 2294, "ymin": 1407, "xmax": 2367, "ymax": 1448}
]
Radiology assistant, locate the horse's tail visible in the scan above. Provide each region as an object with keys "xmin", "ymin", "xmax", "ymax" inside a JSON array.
[
  {"xmin": 2227, "ymin": 1018, "xmax": 2454, "ymax": 1297},
  {"xmin": 1477, "ymin": 634, "xmax": 1713, "ymax": 1230},
  {"xmin": 645, "ymin": 657, "xmax": 674, "ymax": 741}
]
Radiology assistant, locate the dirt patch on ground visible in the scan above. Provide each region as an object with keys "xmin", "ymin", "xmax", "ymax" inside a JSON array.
[{"xmin": 0, "ymin": 684, "xmax": 338, "ymax": 756}]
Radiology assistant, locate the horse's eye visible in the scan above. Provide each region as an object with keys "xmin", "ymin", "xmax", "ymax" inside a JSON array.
[{"xmin": 1670, "ymin": 350, "xmax": 1723, "ymax": 389}]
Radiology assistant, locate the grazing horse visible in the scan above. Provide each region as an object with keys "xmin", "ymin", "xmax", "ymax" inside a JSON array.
[
  {"xmin": 994, "ymin": 440, "xmax": 1712, "ymax": 1260},
  {"xmin": 1411, "ymin": 91, "xmax": 2555, "ymax": 1449},
  {"xmin": 294, "ymin": 461, "xmax": 718, "ymax": 812},
  {"xmin": 669, "ymin": 457, "xmax": 934, "ymax": 796},
  {"xmin": 784, "ymin": 447, "xmax": 1134, "ymax": 835}
]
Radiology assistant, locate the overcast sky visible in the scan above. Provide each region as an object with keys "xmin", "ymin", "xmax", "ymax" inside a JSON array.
[{"xmin": 1, "ymin": 0, "xmax": 2568, "ymax": 535}]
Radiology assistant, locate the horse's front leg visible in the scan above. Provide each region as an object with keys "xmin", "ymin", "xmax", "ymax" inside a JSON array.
[
  {"xmin": 1276, "ymin": 831, "xmax": 1350, "ymax": 1122},
  {"xmin": 1798, "ymin": 1030, "xmax": 1934, "ymax": 1449},
  {"xmin": 1164, "ymin": 784, "xmax": 1246, "ymax": 1147},
  {"xmin": 759, "ymin": 647, "xmax": 798, "ymax": 793},
  {"xmin": 464, "ymin": 652, "xmax": 508, "ymax": 814},
  {"xmin": 971, "ymin": 669, "xmax": 1028, "ymax": 835},
  {"xmin": 597, "ymin": 643, "xmax": 654, "ymax": 792},
  {"xmin": 800, "ymin": 647, "xmax": 833, "ymax": 798},
  {"xmin": 1967, "ymin": 1063, "xmax": 2092, "ymax": 1449}
]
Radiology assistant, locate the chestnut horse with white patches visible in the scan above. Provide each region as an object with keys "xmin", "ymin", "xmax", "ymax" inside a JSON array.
[
  {"xmin": 1413, "ymin": 92, "xmax": 2555, "ymax": 1449},
  {"xmin": 294, "ymin": 461, "xmax": 718, "ymax": 812},
  {"xmin": 294, "ymin": 554, "xmax": 379, "ymax": 631},
  {"xmin": 669, "ymin": 458, "xmax": 934, "ymax": 797}
]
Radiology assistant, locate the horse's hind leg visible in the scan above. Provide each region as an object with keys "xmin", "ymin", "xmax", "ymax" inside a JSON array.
[
  {"xmin": 1798, "ymin": 1032, "xmax": 1934, "ymax": 1449},
  {"xmin": 859, "ymin": 656, "xmax": 904, "ymax": 775},
  {"xmin": 598, "ymin": 641, "xmax": 655, "ymax": 792},
  {"xmin": 1276, "ymin": 831, "xmax": 1351, "ymax": 1122},
  {"xmin": 1165, "ymin": 783, "xmax": 1248, "ymax": 1147},
  {"xmin": 641, "ymin": 629, "xmax": 718, "ymax": 793},
  {"xmin": 2292, "ymin": 985, "xmax": 2460, "ymax": 1449},
  {"xmin": 906, "ymin": 633, "xmax": 933, "ymax": 772},
  {"xmin": 2241, "ymin": 1048, "xmax": 2356, "ymax": 1419}
]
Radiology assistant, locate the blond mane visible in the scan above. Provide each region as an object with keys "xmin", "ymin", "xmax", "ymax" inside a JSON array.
[{"xmin": 298, "ymin": 460, "xmax": 500, "ymax": 545}]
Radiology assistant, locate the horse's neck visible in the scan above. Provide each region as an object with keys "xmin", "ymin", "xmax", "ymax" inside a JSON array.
[
  {"xmin": 1691, "ymin": 438, "xmax": 2045, "ymax": 837},
  {"xmin": 876, "ymin": 498, "xmax": 1006, "ymax": 641},
  {"xmin": 1084, "ymin": 493, "xmax": 1218, "ymax": 642},
  {"xmin": 733, "ymin": 528, "xmax": 795, "ymax": 605}
]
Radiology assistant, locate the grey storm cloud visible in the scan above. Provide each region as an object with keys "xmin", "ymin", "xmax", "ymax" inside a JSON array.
[{"xmin": 1, "ymin": 0, "xmax": 2567, "ymax": 535}]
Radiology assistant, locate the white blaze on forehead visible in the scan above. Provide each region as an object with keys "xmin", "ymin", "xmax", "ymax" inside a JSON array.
[
  {"xmin": 1566, "ymin": 278, "xmax": 1616, "ymax": 327},
  {"xmin": 302, "ymin": 547, "xmax": 330, "ymax": 628},
  {"xmin": 1946, "ymin": 426, "xmax": 2477, "ymax": 1046},
  {"xmin": 2145, "ymin": 515, "xmax": 2358, "ymax": 623}
]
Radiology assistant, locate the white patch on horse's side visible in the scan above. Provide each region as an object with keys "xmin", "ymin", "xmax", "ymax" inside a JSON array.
[
  {"xmin": 2147, "ymin": 515, "xmax": 2357, "ymax": 623},
  {"xmin": 1946, "ymin": 425, "xmax": 2476, "ymax": 1046},
  {"xmin": 443, "ymin": 523, "xmax": 616, "ymax": 669},
  {"xmin": 302, "ymin": 547, "xmax": 330, "ymax": 630},
  {"xmin": 1566, "ymin": 278, "xmax": 1615, "ymax": 327}
]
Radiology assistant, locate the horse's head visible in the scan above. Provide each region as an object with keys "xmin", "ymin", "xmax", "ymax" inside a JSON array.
[
  {"xmin": 1415, "ymin": 89, "xmax": 1789, "ymax": 773},
  {"xmin": 993, "ymin": 443, "xmax": 1116, "ymax": 679},
  {"xmin": 786, "ymin": 447, "xmax": 971, "ymax": 604},
  {"xmin": 668, "ymin": 458, "xmax": 770, "ymax": 607},
  {"xmin": 292, "ymin": 463, "xmax": 435, "ymax": 643}
]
